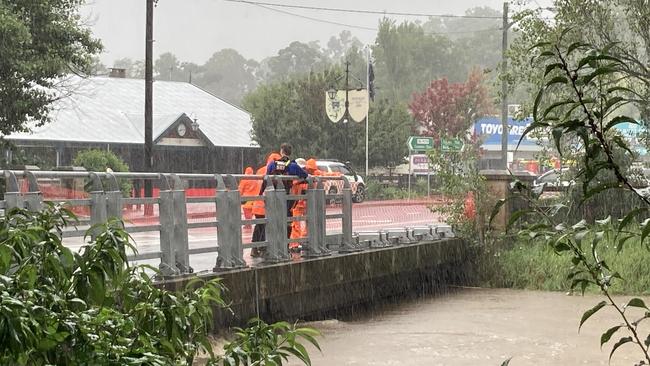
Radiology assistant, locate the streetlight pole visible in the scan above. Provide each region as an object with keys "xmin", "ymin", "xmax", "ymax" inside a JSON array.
[{"xmin": 365, "ymin": 46, "xmax": 370, "ymax": 177}]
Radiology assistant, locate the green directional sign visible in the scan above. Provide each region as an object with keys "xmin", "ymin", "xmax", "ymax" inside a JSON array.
[
  {"xmin": 440, "ymin": 138, "xmax": 463, "ymax": 152},
  {"xmin": 407, "ymin": 136, "xmax": 434, "ymax": 151}
]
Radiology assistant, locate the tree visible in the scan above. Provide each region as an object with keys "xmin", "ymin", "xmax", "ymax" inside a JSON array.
[
  {"xmin": 112, "ymin": 58, "xmax": 145, "ymax": 79},
  {"xmin": 423, "ymin": 7, "xmax": 504, "ymax": 72},
  {"xmin": 326, "ymin": 30, "xmax": 363, "ymax": 63},
  {"xmin": 154, "ymin": 52, "xmax": 186, "ymax": 81},
  {"xmin": 193, "ymin": 49, "xmax": 259, "ymax": 105},
  {"xmin": 244, "ymin": 67, "xmax": 415, "ymax": 169},
  {"xmin": 507, "ymin": 1, "xmax": 650, "ymax": 124},
  {"xmin": 409, "ymin": 69, "xmax": 492, "ymax": 140},
  {"xmin": 0, "ymin": 0, "xmax": 102, "ymax": 136},
  {"xmin": 372, "ymin": 19, "xmax": 462, "ymax": 103},
  {"xmin": 265, "ymin": 41, "xmax": 329, "ymax": 81},
  {"xmin": 367, "ymin": 100, "xmax": 413, "ymax": 168},
  {"xmin": 244, "ymin": 68, "xmax": 369, "ymax": 165}
]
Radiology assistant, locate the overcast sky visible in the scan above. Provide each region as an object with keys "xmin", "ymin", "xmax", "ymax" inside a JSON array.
[{"xmin": 82, "ymin": 0, "xmax": 550, "ymax": 65}]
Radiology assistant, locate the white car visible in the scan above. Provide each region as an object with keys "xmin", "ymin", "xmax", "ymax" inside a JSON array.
[
  {"xmin": 316, "ymin": 160, "xmax": 366, "ymax": 203},
  {"xmin": 533, "ymin": 168, "xmax": 574, "ymax": 189}
]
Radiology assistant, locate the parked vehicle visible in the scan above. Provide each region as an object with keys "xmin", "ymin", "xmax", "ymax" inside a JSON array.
[
  {"xmin": 533, "ymin": 168, "xmax": 574, "ymax": 189},
  {"xmin": 316, "ymin": 160, "xmax": 365, "ymax": 203}
]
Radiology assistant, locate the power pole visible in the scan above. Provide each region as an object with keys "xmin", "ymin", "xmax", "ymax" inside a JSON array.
[
  {"xmin": 500, "ymin": 1, "xmax": 509, "ymax": 169},
  {"xmin": 344, "ymin": 61, "xmax": 350, "ymax": 159},
  {"xmin": 144, "ymin": 0, "xmax": 154, "ymax": 214}
]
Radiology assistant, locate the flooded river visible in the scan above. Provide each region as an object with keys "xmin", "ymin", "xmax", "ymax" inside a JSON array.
[{"xmin": 294, "ymin": 288, "xmax": 644, "ymax": 366}]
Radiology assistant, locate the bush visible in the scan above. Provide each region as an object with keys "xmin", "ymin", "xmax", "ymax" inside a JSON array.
[
  {"xmin": 0, "ymin": 206, "xmax": 320, "ymax": 365},
  {"xmin": 365, "ymin": 179, "xmax": 431, "ymax": 201},
  {"xmin": 73, "ymin": 149, "xmax": 132, "ymax": 196},
  {"xmin": 0, "ymin": 205, "xmax": 227, "ymax": 365},
  {"xmin": 482, "ymin": 233, "xmax": 650, "ymax": 295}
]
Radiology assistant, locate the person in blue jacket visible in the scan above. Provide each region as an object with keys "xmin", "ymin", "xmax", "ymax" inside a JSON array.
[{"xmin": 258, "ymin": 142, "xmax": 307, "ymax": 240}]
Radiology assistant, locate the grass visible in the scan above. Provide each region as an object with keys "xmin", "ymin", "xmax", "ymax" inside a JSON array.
[{"xmin": 482, "ymin": 235, "xmax": 650, "ymax": 295}]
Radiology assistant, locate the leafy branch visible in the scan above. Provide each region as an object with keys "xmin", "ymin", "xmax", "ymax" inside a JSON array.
[{"xmin": 509, "ymin": 30, "xmax": 650, "ymax": 364}]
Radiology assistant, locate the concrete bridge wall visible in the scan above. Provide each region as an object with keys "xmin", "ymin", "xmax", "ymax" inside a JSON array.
[{"xmin": 160, "ymin": 238, "xmax": 470, "ymax": 329}]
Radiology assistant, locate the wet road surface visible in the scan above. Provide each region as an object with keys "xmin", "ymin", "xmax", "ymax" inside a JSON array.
[{"xmin": 293, "ymin": 288, "xmax": 644, "ymax": 366}]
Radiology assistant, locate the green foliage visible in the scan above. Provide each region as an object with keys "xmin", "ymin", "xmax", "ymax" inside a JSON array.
[
  {"xmin": 0, "ymin": 205, "xmax": 227, "ymax": 365},
  {"xmin": 193, "ymin": 49, "xmax": 260, "ymax": 105},
  {"xmin": 0, "ymin": 0, "xmax": 102, "ymax": 136},
  {"xmin": 0, "ymin": 205, "xmax": 320, "ymax": 366},
  {"xmin": 73, "ymin": 149, "xmax": 132, "ymax": 197},
  {"xmin": 365, "ymin": 181, "xmax": 409, "ymax": 201},
  {"xmin": 429, "ymin": 139, "xmax": 491, "ymax": 244},
  {"xmin": 73, "ymin": 149, "xmax": 130, "ymax": 173},
  {"xmin": 244, "ymin": 67, "xmax": 414, "ymax": 169},
  {"xmin": 372, "ymin": 19, "xmax": 462, "ymax": 102},
  {"xmin": 501, "ymin": 31, "xmax": 650, "ymax": 364},
  {"xmin": 365, "ymin": 178, "xmax": 431, "ymax": 201},
  {"xmin": 488, "ymin": 233, "xmax": 650, "ymax": 295},
  {"xmin": 216, "ymin": 318, "xmax": 321, "ymax": 366}
]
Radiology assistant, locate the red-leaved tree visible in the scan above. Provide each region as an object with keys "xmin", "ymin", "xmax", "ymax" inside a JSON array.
[{"xmin": 409, "ymin": 69, "xmax": 492, "ymax": 139}]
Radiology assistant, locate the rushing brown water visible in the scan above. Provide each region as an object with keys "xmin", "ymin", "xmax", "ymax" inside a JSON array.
[{"xmin": 292, "ymin": 288, "xmax": 645, "ymax": 366}]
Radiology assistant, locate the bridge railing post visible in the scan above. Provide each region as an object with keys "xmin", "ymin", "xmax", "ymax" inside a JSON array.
[
  {"xmin": 214, "ymin": 174, "xmax": 246, "ymax": 270},
  {"xmin": 157, "ymin": 175, "xmax": 179, "ymax": 276},
  {"xmin": 339, "ymin": 176, "xmax": 360, "ymax": 252},
  {"xmin": 304, "ymin": 177, "xmax": 328, "ymax": 257},
  {"xmin": 104, "ymin": 173, "xmax": 123, "ymax": 227},
  {"xmin": 4, "ymin": 171, "xmax": 23, "ymax": 210},
  {"xmin": 88, "ymin": 173, "xmax": 107, "ymax": 239},
  {"xmin": 23, "ymin": 171, "xmax": 43, "ymax": 212},
  {"xmin": 168, "ymin": 174, "xmax": 192, "ymax": 274},
  {"xmin": 263, "ymin": 176, "xmax": 290, "ymax": 263}
]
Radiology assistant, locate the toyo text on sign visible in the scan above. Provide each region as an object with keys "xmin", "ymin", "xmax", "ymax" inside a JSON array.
[{"xmin": 479, "ymin": 123, "xmax": 529, "ymax": 135}]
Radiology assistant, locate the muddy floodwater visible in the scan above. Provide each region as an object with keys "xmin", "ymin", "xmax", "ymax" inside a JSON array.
[{"xmin": 292, "ymin": 288, "xmax": 645, "ymax": 366}]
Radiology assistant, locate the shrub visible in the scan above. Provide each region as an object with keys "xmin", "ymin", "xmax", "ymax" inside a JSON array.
[
  {"xmin": 0, "ymin": 205, "xmax": 319, "ymax": 365},
  {"xmin": 0, "ymin": 205, "xmax": 226, "ymax": 365},
  {"xmin": 73, "ymin": 149, "xmax": 132, "ymax": 196}
]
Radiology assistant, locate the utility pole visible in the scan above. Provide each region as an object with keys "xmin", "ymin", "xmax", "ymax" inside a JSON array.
[
  {"xmin": 144, "ymin": 0, "xmax": 154, "ymax": 214},
  {"xmin": 500, "ymin": 1, "xmax": 509, "ymax": 169},
  {"xmin": 344, "ymin": 61, "xmax": 350, "ymax": 159}
]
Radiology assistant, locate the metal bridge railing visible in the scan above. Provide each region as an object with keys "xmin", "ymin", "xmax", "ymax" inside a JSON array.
[{"xmin": 0, "ymin": 170, "xmax": 454, "ymax": 277}]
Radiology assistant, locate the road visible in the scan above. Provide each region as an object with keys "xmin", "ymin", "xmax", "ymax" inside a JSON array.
[{"xmin": 63, "ymin": 199, "xmax": 443, "ymax": 272}]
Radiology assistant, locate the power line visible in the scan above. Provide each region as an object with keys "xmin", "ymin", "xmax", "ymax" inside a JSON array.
[
  {"xmin": 252, "ymin": 3, "xmax": 377, "ymax": 31},
  {"xmin": 223, "ymin": 0, "xmax": 504, "ymax": 19},
  {"xmin": 229, "ymin": 0, "xmax": 502, "ymax": 35}
]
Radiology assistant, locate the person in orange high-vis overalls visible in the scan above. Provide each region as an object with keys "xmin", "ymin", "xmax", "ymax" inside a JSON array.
[
  {"xmin": 251, "ymin": 153, "xmax": 282, "ymax": 257},
  {"xmin": 238, "ymin": 167, "xmax": 257, "ymax": 231},
  {"xmin": 289, "ymin": 159, "xmax": 323, "ymax": 252},
  {"xmin": 289, "ymin": 159, "xmax": 307, "ymax": 252}
]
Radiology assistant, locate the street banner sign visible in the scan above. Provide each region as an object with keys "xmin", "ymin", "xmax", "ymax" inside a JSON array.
[
  {"xmin": 325, "ymin": 90, "xmax": 346, "ymax": 123},
  {"xmin": 348, "ymin": 89, "xmax": 369, "ymax": 123},
  {"xmin": 440, "ymin": 138, "xmax": 463, "ymax": 152},
  {"xmin": 407, "ymin": 136, "xmax": 434, "ymax": 151}
]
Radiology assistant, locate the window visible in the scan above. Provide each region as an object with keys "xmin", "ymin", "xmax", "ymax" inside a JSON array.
[
  {"xmin": 317, "ymin": 165, "xmax": 329, "ymax": 172},
  {"xmin": 538, "ymin": 171, "xmax": 558, "ymax": 183},
  {"xmin": 337, "ymin": 165, "xmax": 352, "ymax": 176}
]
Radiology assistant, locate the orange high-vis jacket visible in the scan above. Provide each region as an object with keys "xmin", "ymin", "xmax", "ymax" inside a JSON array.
[
  {"xmin": 238, "ymin": 167, "xmax": 258, "ymax": 208},
  {"xmin": 251, "ymin": 165, "xmax": 267, "ymax": 216}
]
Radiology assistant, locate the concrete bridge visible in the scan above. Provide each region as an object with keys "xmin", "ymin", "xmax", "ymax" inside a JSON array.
[{"xmin": 1, "ymin": 169, "xmax": 468, "ymax": 325}]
